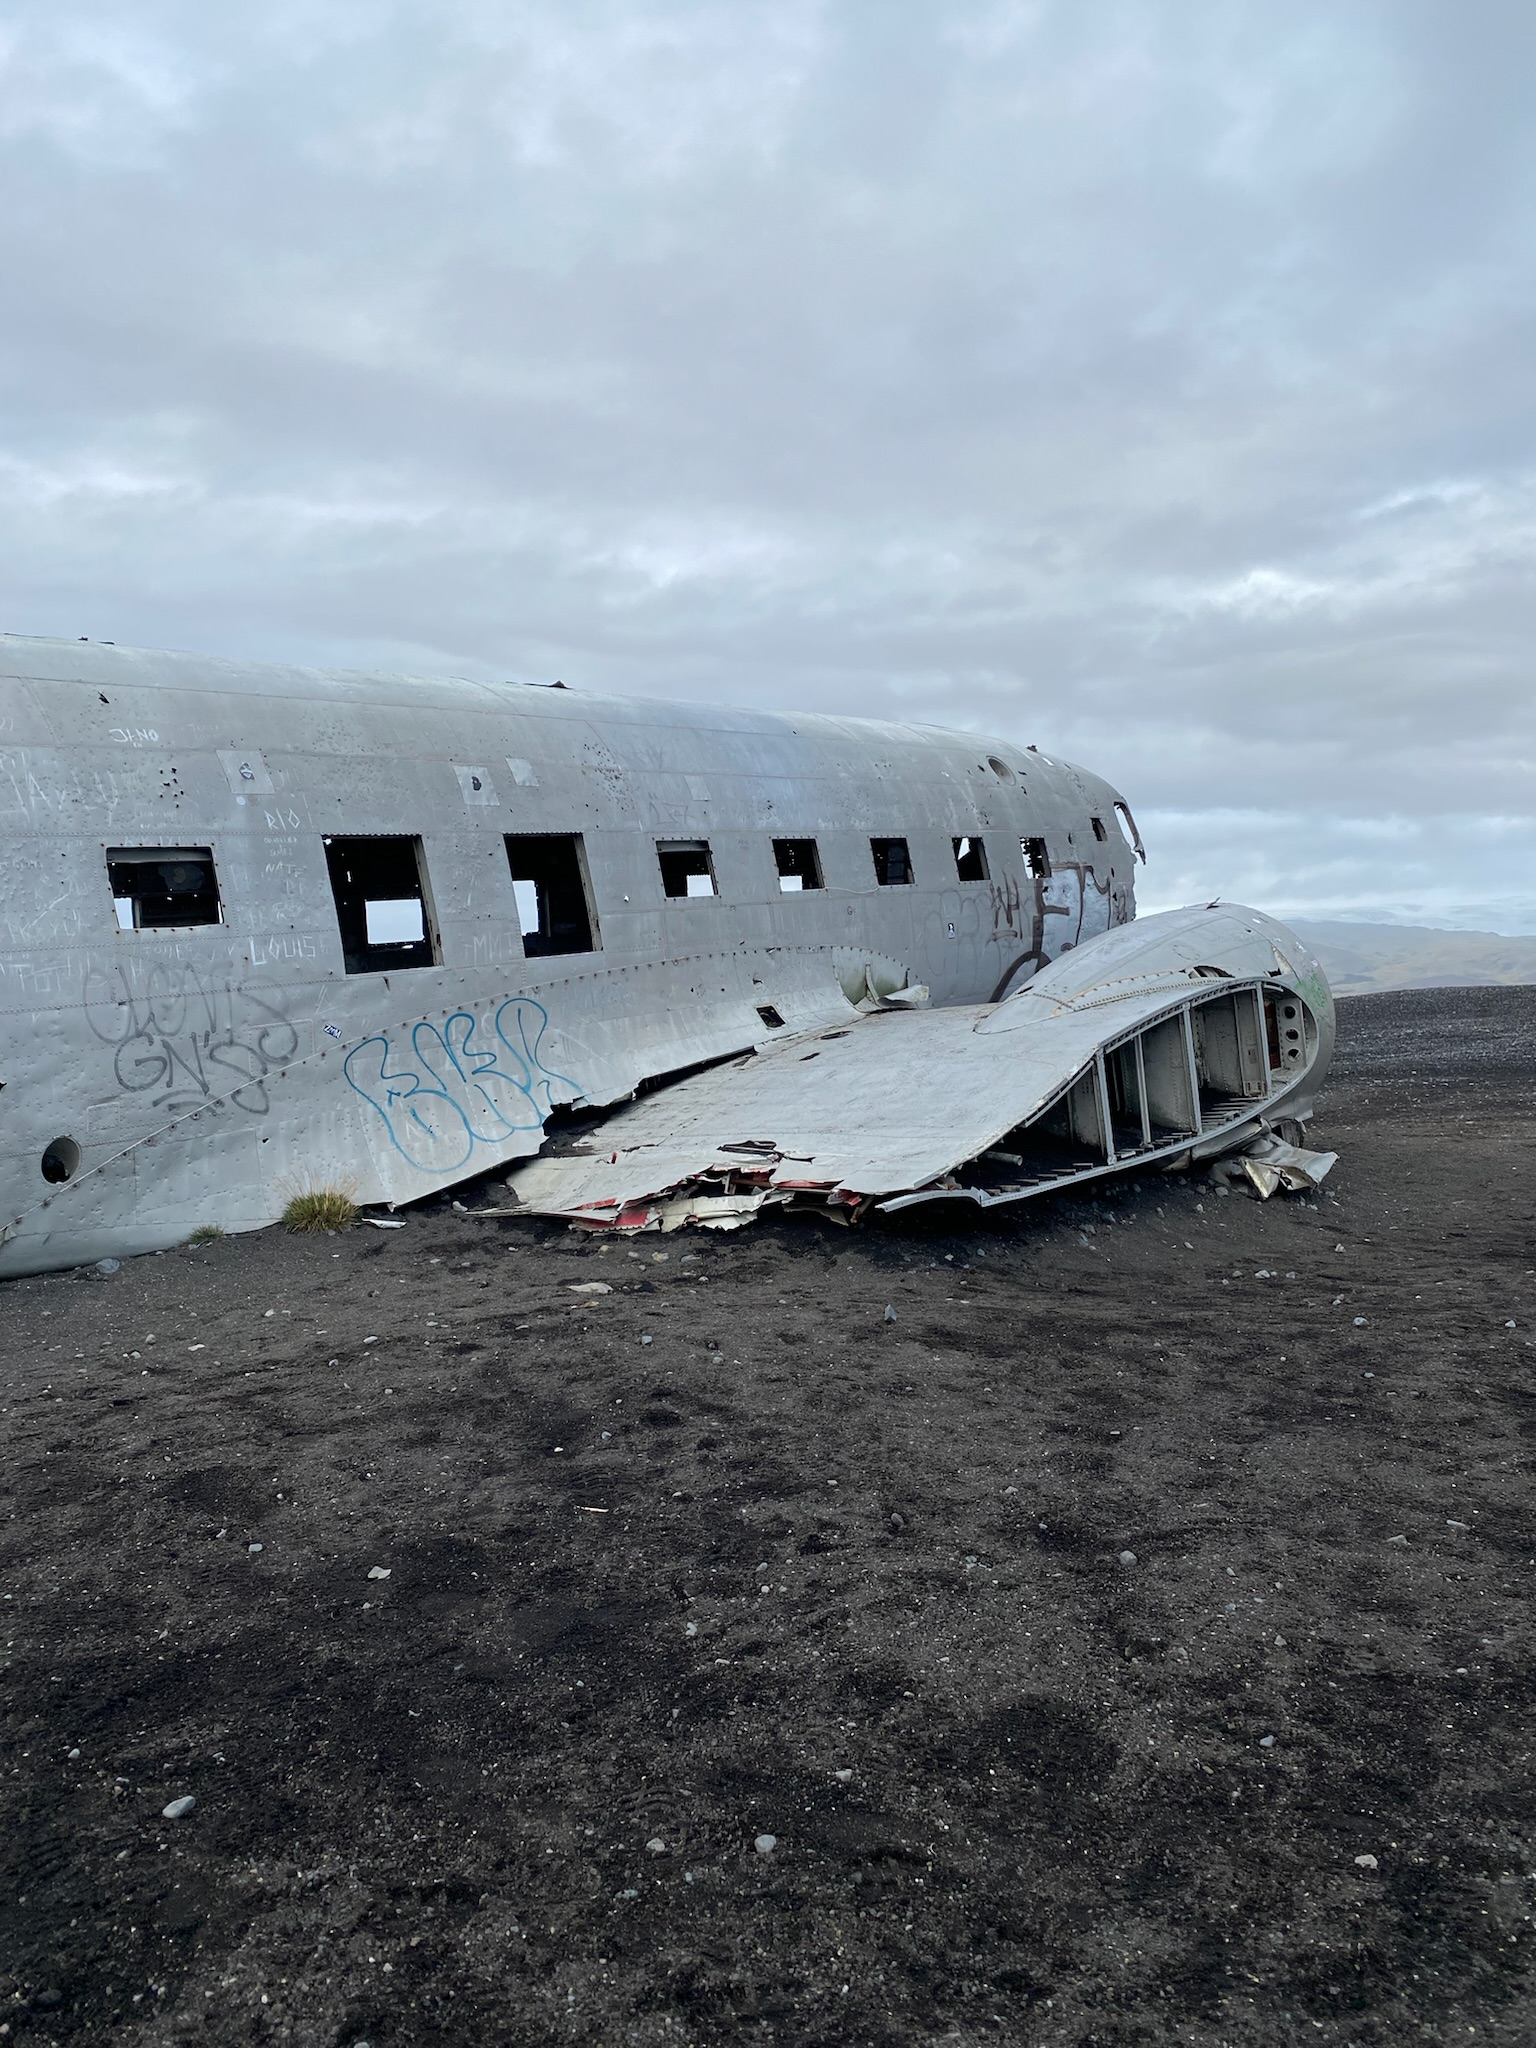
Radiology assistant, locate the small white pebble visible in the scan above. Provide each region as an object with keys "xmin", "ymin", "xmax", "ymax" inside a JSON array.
[
  {"xmin": 754, "ymin": 1833, "xmax": 778, "ymax": 1856},
  {"xmin": 1118, "ymin": 1550, "xmax": 1137, "ymax": 1566},
  {"xmin": 247, "ymin": 1543, "xmax": 263, "ymax": 1555},
  {"xmin": 1353, "ymin": 1317, "xmax": 1367, "ymax": 1327},
  {"xmin": 834, "ymin": 1769, "xmax": 853, "ymax": 1783},
  {"xmin": 1354, "ymin": 1853, "xmax": 1379, "ymax": 1871},
  {"xmin": 162, "ymin": 1796, "xmax": 196, "ymax": 1820},
  {"xmin": 645, "ymin": 1837, "xmax": 666, "ymax": 1855},
  {"xmin": 367, "ymin": 1566, "xmax": 391, "ymax": 1581},
  {"xmin": 1259, "ymin": 1735, "xmax": 1276, "ymax": 1749},
  {"xmin": 67, "ymin": 1747, "xmax": 81, "ymax": 1761}
]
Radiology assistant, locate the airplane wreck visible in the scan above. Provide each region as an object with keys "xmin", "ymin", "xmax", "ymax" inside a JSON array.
[{"xmin": 0, "ymin": 635, "xmax": 1335, "ymax": 1275}]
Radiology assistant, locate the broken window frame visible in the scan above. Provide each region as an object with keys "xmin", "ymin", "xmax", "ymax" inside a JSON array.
[
  {"xmin": 772, "ymin": 838, "xmax": 824, "ymax": 893},
  {"xmin": 106, "ymin": 846, "xmax": 223, "ymax": 931},
  {"xmin": 323, "ymin": 834, "xmax": 439, "ymax": 975},
  {"xmin": 657, "ymin": 839, "xmax": 718, "ymax": 900},
  {"xmin": 870, "ymin": 837, "xmax": 914, "ymax": 887},
  {"xmin": 1021, "ymin": 836, "xmax": 1052, "ymax": 880},
  {"xmin": 953, "ymin": 835, "xmax": 990, "ymax": 882},
  {"xmin": 504, "ymin": 833, "xmax": 601, "ymax": 957}
]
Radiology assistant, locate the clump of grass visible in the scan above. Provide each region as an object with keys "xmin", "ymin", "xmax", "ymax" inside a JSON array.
[
  {"xmin": 187, "ymin": 1223, "xmax": 226, "ymax": 1245},
  {"xmin": 281, "ymin": 1187, "xmax": 358, "ymax": 1234}
]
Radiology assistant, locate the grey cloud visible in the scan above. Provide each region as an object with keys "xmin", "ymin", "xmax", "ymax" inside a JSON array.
[{"xmin": 4, "ymin": 0, "xmax": 1534, "ymax": 929}]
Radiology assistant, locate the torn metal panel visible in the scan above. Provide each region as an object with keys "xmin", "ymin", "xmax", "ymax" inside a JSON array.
[
  {"xmin": 507, "ymin": 904, "xmax": 1335, "ymax": 1228},
  {"xmin": 1234, "ymin": 1134, "xmax": 1339, "ymax": 1199}
]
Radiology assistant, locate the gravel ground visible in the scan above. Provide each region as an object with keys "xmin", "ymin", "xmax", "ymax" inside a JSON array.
[{"xmin": 3, "ymin": 985, "xmax": 1534, "ymax": 2048}]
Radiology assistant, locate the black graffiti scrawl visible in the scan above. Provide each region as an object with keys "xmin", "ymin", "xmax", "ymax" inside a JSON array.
[{"xmin": 84, "ymin": 961, "xmax": 300, "ymax": 1117}]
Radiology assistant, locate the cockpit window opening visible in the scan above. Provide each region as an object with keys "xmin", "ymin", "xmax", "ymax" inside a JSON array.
[
  {"xmin": 773, "ymin": 838, "xmax": 823, "ymax": 892},
  {"xmin": 658, "ymin": 840, "xmax": 717, "ymax": 899},
  {"xmin": 106, "ymin": 847, "xmax": 222, "ymax": 930},
  {"xmin": 1113, "ymin": 801, "xmax": 1145, "ymax": 860},
  {"xmin": 870, "ymin": 837, "xmax": 913, "ymax": 886},
  {"xmin": 324, "ymin": 835, "xmax": 438, "ymax": 974},
  {"xmin": 1022, "ymin": 836, "xmax": 1052, "ymax": 880},
  {"xmin": 953, "ymin": 836, "xmax": 989, "ymax": 881},
  {"xmin": 1090, "ymin": 816, "xmax": 1108, "ymax": 842},
  {"xmin": 505, "ymin": 834, "xmax": 599, "ymax": 956}
]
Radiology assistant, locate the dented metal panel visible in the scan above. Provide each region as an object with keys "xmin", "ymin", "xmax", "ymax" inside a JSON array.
[{"xmin": 506, "ymin": 905, "xmax": 1335, "ymax": 1227}]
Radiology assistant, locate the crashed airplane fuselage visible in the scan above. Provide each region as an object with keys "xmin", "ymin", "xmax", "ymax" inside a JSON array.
[{"xmin": 0, "ymin": 635, "xmax": 1334, "ymax": 1274}]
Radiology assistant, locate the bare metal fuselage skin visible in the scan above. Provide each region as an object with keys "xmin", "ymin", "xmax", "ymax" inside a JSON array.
[{"xmin": 0, "ymin": 637, "xmax": 1333, "ymax": 1273}]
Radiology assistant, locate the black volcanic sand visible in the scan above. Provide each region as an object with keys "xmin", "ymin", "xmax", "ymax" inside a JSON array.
[{"xmin": 3, "ymin": 986, "xmax": 1534, "ymax": 2048}]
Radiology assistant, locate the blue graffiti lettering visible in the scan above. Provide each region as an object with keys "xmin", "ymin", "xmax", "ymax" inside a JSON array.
[{"xmin": 343, "ymin": 996, "xmax": 576, "ymax": 1172}]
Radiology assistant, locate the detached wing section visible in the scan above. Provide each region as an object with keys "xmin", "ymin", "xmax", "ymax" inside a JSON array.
[{"xmin": 507, "ymin": 904, "xmax": 1337, "ymax": 1231}]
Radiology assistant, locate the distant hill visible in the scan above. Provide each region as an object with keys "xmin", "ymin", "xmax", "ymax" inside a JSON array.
[{"xmin": 1286, "ymin": 922, "xmax": 1536, "ymax": 996}]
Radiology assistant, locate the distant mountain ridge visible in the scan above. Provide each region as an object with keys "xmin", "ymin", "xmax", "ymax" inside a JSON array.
[{"xmin": 1285, "ymin": 922, "xmax": 1536, "ymax": 996}]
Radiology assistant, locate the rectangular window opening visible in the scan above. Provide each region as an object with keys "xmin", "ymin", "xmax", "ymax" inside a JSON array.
[
  {"xmin": 756, "ymin": 1004, "xmax": 786, "ymax": 1029},
  {"xmin": 106, "ymin": 847, "xmax": 222, "ymax": 930},
  {"xmin": 953, "ymin": 835, "xmax": 990, "ymax": 882},
  {"xmin": 773, "ymin": 837, "xmax": 823, "ymax": 893},
  {"xmin": 1090, "ymin": 815, "xmax": 1108, "ymax": 842},
  {"xmin": 1022, "ymin": 836, "xmax": 1052, "ymax": 880},
  {"xmin": 870, "ymin": 837, "xmax": 913, "ymax": 887},
  {"xmin": 657, "ymin": 840, "xmax": 717, "ymax": 899},
  {"xmin": 324, "ymin": 835, "xmax": 437, "ymax": 974},
  {"xmin": 505, "ymin": 833, "xmax": 599, "ymax": 956}
]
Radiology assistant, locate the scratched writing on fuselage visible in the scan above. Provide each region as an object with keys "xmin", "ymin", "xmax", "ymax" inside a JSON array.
[
  {"xmin": 344, "ymin": 996, "xmax": 575, "ymax": 1173},
  {"xmin": 83, "ymin": 961, "xmax": 300, "ymax": 1116}
]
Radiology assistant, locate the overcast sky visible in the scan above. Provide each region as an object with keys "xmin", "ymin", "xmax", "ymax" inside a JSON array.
[{"xmin": 4, "ymin": 1, "xmax": 1534, "ymax": 930}]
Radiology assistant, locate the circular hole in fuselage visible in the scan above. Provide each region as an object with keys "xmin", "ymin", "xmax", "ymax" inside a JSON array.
[
  {"xmin": 41, "ymin": 1137, "xmax": 81, "ymax": 1184},
  {"xmin": 987, "ymin": 756, "xmax": 1016, "ymax": 784}
]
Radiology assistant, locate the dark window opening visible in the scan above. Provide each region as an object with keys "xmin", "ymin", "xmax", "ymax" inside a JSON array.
[
  {"xmin": 871, "ymin": 837, "xmax": 913, "ymax": 886},
  {"xmin": 1090, "ymin": 815, "xmax": 1108, "ymax": 841},
  {"xmin": 1022, "ymin": 836, "xmax": 1052, "ymax": 879},
  {"xmin": 324, "ymin": 835, "xmax": 437, "ymax": 974},
  {"xmin": 41, "ymin": 1135, "xmax": 81, "ymax": 1184},
  {"xmin": 756, "ymin": 1004, "xmax": 786, "ymax": 1029},
  {"xmin": 505, "ymin": 834, "xmax": 599, "ymax": 956},
  {"xmin": 107, "ymin": 846, "xmax": 222, "ymax": 929},
  {"xmin": 658, "ymin": 840, "xmax": 717, "ymax": 899},
  {"xmin": 953, "ymin": 835, "xmax": 989, "ymax": 881},
  {"xmin": 773, "ymin": 838, "xmax": 823, "ymax": 892}
]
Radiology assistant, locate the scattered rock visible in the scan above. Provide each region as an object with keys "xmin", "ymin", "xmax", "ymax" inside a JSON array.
[
  {"xmin": 568, "ymin": 1281, "xmax": 612, "ymax": 1295},
  {"xmin": 30, "ymin": 1989, "xmax": 64, "ymax": 2012},
  {"xmin": 94, "ymin": 1258, "xmax": 120, "ymax": 1276},
  {"xmin": 247, "ymin": 1543, "xmax": 263, "ymax": 1554},
  {"xmin": 645, "ymin": 1837, "xmax": 667, "ymax": 1854},
  {"xmin": 889, "ymin": 1512, "xmax": 905, "ymax": 1531},
  {"xmin": 754, "ymin": 1833, "xmax": 778, "ymax": 1855},
  {"xmin": 1118, "ymin": 1550, "xmax": 1138, "ymax": 1566},
  {"xmin": 883, "ymin": 1305, "xmax": 897, "ymax": 1323},
  {"xmin": 67, "ymin": 1747, "xmax": 81, "ymax": 1761},
  {"xmin": 367, "ymin": 1565, "xmax": 391, "ymax": 1580},
  {"xmin": 1259, "ymin": 1735, "xmax": 1277, "ymax": 1748},
  {"xmin": 640, "ymin": 1334, "xmax": 653, "ymax": 1346},
  {"xmin": 834, "ymin": 1769, "xmax": 853, "ymax": 1783},
  {"xmin": 1354, "ymin": 1317, "xmax": 1368, "ymax": 1327},
  {"xmin": 1354, "ymin": 1853, "xmax": 1379, "ymax": 1871},
  {"xmin": 1386, "ymin": 1535, "xmax": 1408, "ymax": 1546},
  {"xmin": 162, "ymin": 1796, "xmax": 196, "ymax": 1820}
]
